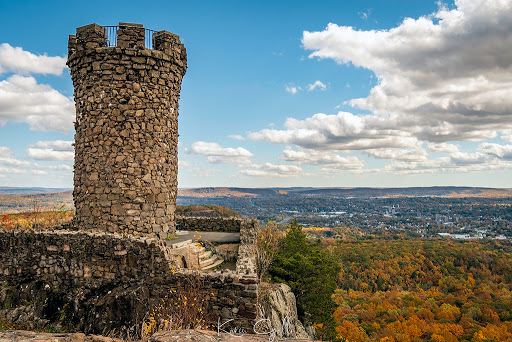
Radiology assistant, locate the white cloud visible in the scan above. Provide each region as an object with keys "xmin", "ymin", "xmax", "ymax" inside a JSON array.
[
  {"xmin": 501, "ymin": 130, "xmax": 512, "ymax": 143},
  {"xmin": 358, "ymin": 9, "xmax": 372, "ymax": 21},
  {"xmin": 178, "ymin": 160, "xmax": 194, "ymax": 168},
  {"xmin": 0, "ymin": 166, "xmax": 47, "ymax": 175},
  {"xmin": 0, "ymin": 157, "xmax": 36, "ymax": 168},
  {"xmin": 0, "ymin": 146, "xmax": 13, "ymax": 157},
  {"xmin": 0, "ymin": 149, "xmax": 72, "ymax": 175},
  {"xmin": 285, "ymin": 84, "xmax": 301, "ymax": 94},
  {"xmin": 426, "ymin": 142, "xmax": 460, "ymax": 153},
  {"xmin": 0, "ymin": 75, "xmax": 74, "ymax": 132},
  {"xmin": 365, "ymin": 147, "xmax": 428, "ymax": 161},
  {"xmin": 262, "ymin": 163, "xmax": 303, "ymax": 175},
  {"xmin": 26, "ymin": 148, "xmax": 74, "ymax": 161},
  {"xmin": 240, "ymin": 163, "xmax": 303, "ymax": 178},
  {"xmin": 191, "ymin": 168, "xmax": 220, "ymax": 177},
  {"xmin": 29, "ymin": 140, "xmax": 73, "ymax": 152},
  {"xmin": 46, "ymin": 164, "xmax": 73, "ymax": 171},
  {"xmin": 239, "ymin": 169, "xmax": 271, "ymax": 177},
  {"xmin": 301, "ymin": 0, "xmax": 512, "ymax": 142},
  {"xmin": 282, "ymin": 146, "xmax": 365, "ymax": 169},
  {"xmin": 307, "ymin": 80, "xmax": 327, "ymax": 91},
  {"xmin": 189, "ymin": 141, "xmax": 254, "ymax": 166},
  {"xmin": 249, "ymin": 111, "xmax": 418, "ymax": 151},
  {"xmin": 479, "ymin": 142, "xmax": 512, "ymax": 160},
  {"xmin": 228, "ymin": 134, "xmax": 245, "ymax": 141},
  {"xmin": 384, "ymin": 146, "xmax": 512, "ymax": 175},
  {"xmin": 0, "ymin": 43, "xmax": 67, "ymax": 75}
]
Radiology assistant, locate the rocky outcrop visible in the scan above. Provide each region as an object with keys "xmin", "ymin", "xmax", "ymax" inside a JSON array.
[
  {"xmin": 149, "ymin": 330, "xmax": 318, "ymax": 341},
  {"xmin": 0, "ymin": 331, "xmax": 123, "ymax": 342},
  {"xmin": 0, "ymin": 330, "xmax": 318, "ymax": 342},
  {"xmin": 257, "ymin": 283, "xmax": 313, "ymax": 340}
]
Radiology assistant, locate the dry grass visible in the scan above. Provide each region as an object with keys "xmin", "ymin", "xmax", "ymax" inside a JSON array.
[{"xmin": 141, "ymin": 271, "xmax": 214, "ymax": 341}]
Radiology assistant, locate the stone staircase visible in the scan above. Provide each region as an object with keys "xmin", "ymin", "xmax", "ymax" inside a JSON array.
[{"xmin": 169, "ymin": 239, "xmax": 224, "ymax": 271}]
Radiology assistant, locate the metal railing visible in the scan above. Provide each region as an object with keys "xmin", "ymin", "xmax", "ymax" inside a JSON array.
[
  {"xmin": 145, "ymin": 29, "xmax": 156, "ymax": 49},
  {"xmin": 102, "ymin": 25, "xmax": 156, "ymax": 49},
  {"xmin": 103, "ymin": 26, "xmax": 118, "ymax": 47}
]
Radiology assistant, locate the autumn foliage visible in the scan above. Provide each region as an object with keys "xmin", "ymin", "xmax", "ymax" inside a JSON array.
[
  {"xmin": 0, "ymin": 206, "xmax": 73, "ymax": 230},
  {"xmin": 328, "ymin": 239, "xmax": 512, "ymax": 341}
]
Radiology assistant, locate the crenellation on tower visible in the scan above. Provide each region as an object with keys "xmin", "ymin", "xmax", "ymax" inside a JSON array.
[
  {"xmin": 67, "ymin": 22, "xmax": 187, "ymax": 239},
  {"xmin": 117, "ymin": 23, "xmax": 145, "ymax": 49},
  {"xmin": 75, "ymin": 23, "xmax": 107, "ymax": 50}
]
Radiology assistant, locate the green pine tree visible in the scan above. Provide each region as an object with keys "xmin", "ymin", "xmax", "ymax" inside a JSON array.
[{"xmin": 270, "ymin": 220, "xmax": 340, "ymax": 341}]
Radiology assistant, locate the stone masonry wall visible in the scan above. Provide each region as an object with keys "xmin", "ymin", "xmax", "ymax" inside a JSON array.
[
  {"xmin": 0, "ymin": 228, "xmax": 258, "ymax": 335},
  {"xmin": 67, "ymin": 23, "xmax": 187, "ymax": 239}
]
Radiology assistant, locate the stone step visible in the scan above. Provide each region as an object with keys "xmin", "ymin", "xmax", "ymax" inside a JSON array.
[
  {"xmin": 200, "ymin": 250, "xmax": 212, "ymax": 260},
  {"xmin": 170, "ymin": 239, "xmax": 192, "ymax": 249},
  {"xmin": 192, "ymin": 245, "xmax": 205, "ymax": 253},
  {"xmin": 200, "ymin": 255, "xmax": 218, "ymax": 268},
  {"xmin": 202, "ymin": 258, "xmax": 224, "ymax": 271}
]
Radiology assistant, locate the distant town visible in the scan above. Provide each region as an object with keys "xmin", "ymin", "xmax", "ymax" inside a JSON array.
[
  {"xmin": 1, "ymin": 186, "xmax": 511, "ymax": 240},
  {"xmin": 177, "ymin": 187, "xmax": 512, "ymax": 240}
]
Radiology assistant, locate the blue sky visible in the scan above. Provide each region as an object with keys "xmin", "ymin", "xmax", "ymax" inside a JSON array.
[{"xmin": 1, "ymin": 0, "xmax": 511, "ymax": 188}]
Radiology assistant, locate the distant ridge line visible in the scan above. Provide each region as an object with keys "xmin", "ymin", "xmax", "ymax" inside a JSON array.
[
  {"xmin": 178, "ymin": 186, "xmax": 512, "ymax": 199},
  {"xmin": 0, "ymin": 187, "xmax": 72, "ymax": 195}
]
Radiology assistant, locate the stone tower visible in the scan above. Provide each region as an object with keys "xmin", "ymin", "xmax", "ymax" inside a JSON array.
[{"xmin": 67, "ymin": 22, "xmax": 187, "ymax": 239}]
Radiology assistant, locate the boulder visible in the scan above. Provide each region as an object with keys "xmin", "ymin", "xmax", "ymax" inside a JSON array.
[{"xmin": 257, "ymin": 282, "xmax": 313, "ymax": 340}]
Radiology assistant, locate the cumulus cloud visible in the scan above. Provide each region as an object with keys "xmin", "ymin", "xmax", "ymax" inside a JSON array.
[
  {"xmin": 358, "ymin": 9, "xmax": 372, "ymax": 21},
  {"xmin": 307, "ymin": 80, "xmax": 327, "ymax": 91},
  {"xmin": 178, "ymin": 160, "xmax": 194, "ymax": 168},
  {"xmin": 365, "ymin": 147, "xmax": 428, "ymax": 161},
  {"xmin": 246, "ymin": 0, "xmax": 512, "ymax": 178},
  {"xmin": 0, "ymin": 145, "xmax": 73, "ymax": 179},
  {"xmin": 191, "ymin": 168, "xmax": 220, "ymax": 177},
  {"xmin": 0, "ymin": 75, "xmax": 75, "ymax": 132},
  {"xmin": 0, "ymin": 43, "xmax": 67, "ymax": 75},
  {"xmin": 228, "ymin": 134, "xmax": 245, "ymax": 141},
  {"xmin": 29, "ymin": 140, "xmax": 74, "ymax": 152},
  {"xmin": 384, "ymin": 144, "xmax": 512, "ymax": 175},
  {"xmin": 301, "ymin": 0, "xmax": 512, "ymax": 142},
  {"xmin": 0, "ymin": 146, "xmax": 13, "ymax": 157},
  {"xmin": 262, "ymin": 163, "xmax": 303, "ymax": 175},
  {"xmin": 479, "ymin": 142, "xmax": 512, "ymax": 160},
  {"xmin": 427, "ymin": 142, "xmax": 460, "ymax": 153},
  {"xmin": 501, "ymin": 130, "xmax": 512, "ymax": 143},
  {"xmin": 249, "ymin": 111, "xmax": 418, "ymax": 151},
  {"xmin": 282, "ymin": 146, "xmax": 365, "ymax": 169},
  {"xmin": 0, "ymin": 156, "xmax": 37, "ymax": 168},
  {"xmin": 26, "ymin": 148, "xmax": 74, "ymax": 161},
  {"xmin": 189, "ymin": 141, "xmax": 254, "ymax": 166},
  {"xmin": 240, "ymin": 162, "xmax": 303, "ymax": 178},
  {"xmin": 0, "ymin": 166, "xmax": 47, "ymax": 175},
  {"xmin": 285, "ymin": 84, "xmax": 301, "ymax": 94},
  {"xmin": 239, "ymin": 170, "xmax": 271, "ymax": 177}
]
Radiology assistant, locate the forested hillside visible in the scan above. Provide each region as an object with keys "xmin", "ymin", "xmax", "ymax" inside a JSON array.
[{"xmin": 328, "ymin": 239, "xmax": 512, "ymax": 341}]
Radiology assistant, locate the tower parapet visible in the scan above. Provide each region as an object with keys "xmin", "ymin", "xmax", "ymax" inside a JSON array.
[{"xmin": 67, "ymin": 22, "xmax": 187, "ymax": 239}]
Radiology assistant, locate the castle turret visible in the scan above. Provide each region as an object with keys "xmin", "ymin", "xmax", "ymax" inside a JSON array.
[{"xmin": 67, "ymin": 22, "xmax": 187, "ymax": 239}]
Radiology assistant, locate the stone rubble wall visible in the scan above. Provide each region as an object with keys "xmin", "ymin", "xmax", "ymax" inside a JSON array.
[
  {"xmin": 0, "ymin": 227, "xmax": 259, "ymax": 335},
  {"xmin": 0, "ymin": 230, "xmax": 175, "ymax": 284},
  {"xmin": 235, "ymin": 219, "xmax": 259, "ymax": 275},
  {"xmin": 67, "ymin": 23, "xmax": 187, "ymax": 239}
]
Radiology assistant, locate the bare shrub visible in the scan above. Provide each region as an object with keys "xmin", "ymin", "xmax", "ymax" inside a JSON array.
[
  {"xmin": 141, "ymin": 271, "xmax": 213, "ymax": 340},
  {"xmin": 256, "ymin": 221, "xmax": 281, "ymax": 281}
]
